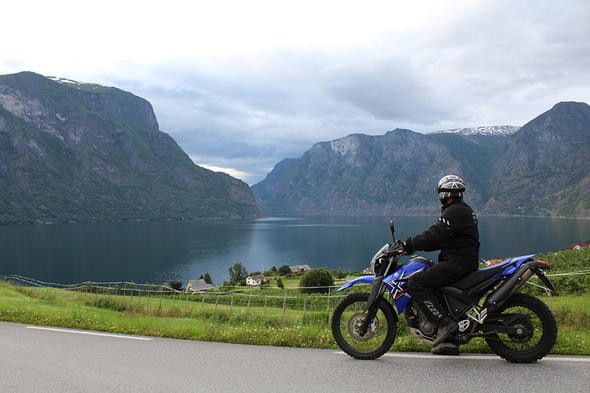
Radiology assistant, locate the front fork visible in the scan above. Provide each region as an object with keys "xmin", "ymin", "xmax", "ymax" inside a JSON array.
[{"xmin": 359, "ymin": 276, "xmax": 386, "ymax": 336}]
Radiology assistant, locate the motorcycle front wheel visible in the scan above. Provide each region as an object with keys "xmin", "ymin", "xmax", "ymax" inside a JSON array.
[
  {"xmin": 484, "ymin": 293, "xmax": 557, "ymax": 363},
  {"xmin": 331, "ymin": 292, "xmax": 397, "ymax": 360}
]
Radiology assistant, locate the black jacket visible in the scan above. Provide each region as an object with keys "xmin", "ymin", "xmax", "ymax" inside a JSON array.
[{"xmin": 406, "ymin": 199, "xmax": 480, "ymax": 268}]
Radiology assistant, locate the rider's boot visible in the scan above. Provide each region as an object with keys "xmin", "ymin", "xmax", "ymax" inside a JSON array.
[
  {"xmin": 432, "ymin": 316, "xmax": 458, "ymax": 346},
  {"xmin": 416, "ymin": 300, "xmax": 458, "ymax": 347},
  {"xmin": 431, "ymin": 342, "xmax": 459, "ymax": 355}
]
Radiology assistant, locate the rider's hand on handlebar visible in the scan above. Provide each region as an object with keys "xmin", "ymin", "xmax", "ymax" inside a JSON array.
[
  {"xmin": 386, "ymin": 241, "xmax": 405, "ymax": 256},
  {"xmin": 401, "ymin": 238, "xmax": 415, "ymax": 255},
  {"xmin": 387, "ymin": 239, "xmax": 413, "ymax": 256}
]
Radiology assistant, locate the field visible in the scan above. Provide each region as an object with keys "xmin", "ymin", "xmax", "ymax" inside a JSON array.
[
  {"xmin": 1, "ymin": 248, "xmax": 588, "ymax": 355},
  {"xmin": 0, "ymin": 280, "xmax": 588, "ymax": 355}
]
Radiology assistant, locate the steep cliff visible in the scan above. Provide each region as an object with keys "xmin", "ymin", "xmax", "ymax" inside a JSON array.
[
  {"xmin": 0, "ymin": 72, "xmax": 261, "ymax": 224},
  {"xmin": 253, "ymin": 102, "xmax": 590, "ymax": 217}
]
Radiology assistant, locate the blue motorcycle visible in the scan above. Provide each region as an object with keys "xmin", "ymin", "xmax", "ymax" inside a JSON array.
[{"xmin": 331, "ymin": 221, "xmax": 557, "ymax": 362}]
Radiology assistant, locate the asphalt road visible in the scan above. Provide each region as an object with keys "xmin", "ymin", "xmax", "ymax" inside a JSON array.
[{"xmin": 1, "ymin": 321, "xmax": 589, "ymax": 393}]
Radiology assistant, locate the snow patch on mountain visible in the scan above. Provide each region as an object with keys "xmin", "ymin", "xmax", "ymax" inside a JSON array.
[
  {"xmin": 437, "ymin": 125, "xmax": 520, "ymax": 136},
  {"xmin": 48, "ymin": 76, "xmax": 81, "ymax": 85}
]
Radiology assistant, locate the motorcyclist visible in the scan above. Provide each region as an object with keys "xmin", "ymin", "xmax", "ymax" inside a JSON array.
[{"xmin": 397, "ymin": 175, "xmax": 480, "ymax": 354}]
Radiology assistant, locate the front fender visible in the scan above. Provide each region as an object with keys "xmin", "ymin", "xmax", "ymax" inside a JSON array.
[{"xmin": 336, "ymin": 275, "xmax": 375, "ymax": 291}]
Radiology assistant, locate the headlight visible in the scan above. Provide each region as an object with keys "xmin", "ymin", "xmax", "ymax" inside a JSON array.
[
  {"xmin": 370, "ymin": 244, "xmax": 390, "ymax": 274},
  {"xmin": 370, "ymin": 259, "xmax": 378, "ymax": 274}
]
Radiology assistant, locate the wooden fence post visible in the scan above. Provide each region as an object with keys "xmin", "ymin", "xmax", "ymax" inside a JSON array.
[
  {"xmin": 282, "ymin": 288, "xmax": 287, "ymax": 318},
  {"xmin": 184, "ymin": 292, "xmax": 190, "ymax": 314},
  {"xmin": 303, "ymin": 297, "xmax": 307, "ymax": 322}
]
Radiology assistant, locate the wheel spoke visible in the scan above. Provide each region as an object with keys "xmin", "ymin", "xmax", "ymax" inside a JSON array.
[
  {"xmin": 331, "ymin": 292, "xmax": 397, "ymax": 359},
  {"xmin": 484, "ymin": 293, "xmax": 557, "ymax": 363},
  {"xmin": 339, "ymin": 301, "xmax": 389, "ymax": 352},
  {"xmin": 495, "ymin": 306, "xmax": 541, "ymax": 350}
]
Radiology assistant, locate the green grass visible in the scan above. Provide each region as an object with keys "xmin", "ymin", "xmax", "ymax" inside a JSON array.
[
  {"xmin": 0, "ymin": 283, "xmax": 335, "ymax": 348},
  {"xmin": 1, "ymin": 281, "xmax": 588, "ymax": 355}
]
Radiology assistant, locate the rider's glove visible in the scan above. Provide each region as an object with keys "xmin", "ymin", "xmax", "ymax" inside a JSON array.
[
  {"xmin": 400, "ymin": 238, "xmax": 415, "ymax": 255},
  {"xmin": 385, "ymin": 238, "xmax": 414, "ymax": 256},
  {"xmin": 387, "ymin": 240, "xmax": 405, "ymax": 256}
]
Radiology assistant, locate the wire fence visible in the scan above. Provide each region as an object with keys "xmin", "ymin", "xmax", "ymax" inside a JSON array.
[
  {"xmin": 0, "ymin": 274, "xmax": 355, "ymax": 321},
  {"xmin": 1, "ymin": 270, "xmax": 588, "ymax": 321}
]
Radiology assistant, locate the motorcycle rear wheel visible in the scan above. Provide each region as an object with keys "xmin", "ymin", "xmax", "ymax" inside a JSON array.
[
  {"xmin": 331, "ymin": 292, "xmax": 397, "ymax": 360},
  {"xmin": 484, "ymin": 293, "xmax": 557, "ymax": 363}
]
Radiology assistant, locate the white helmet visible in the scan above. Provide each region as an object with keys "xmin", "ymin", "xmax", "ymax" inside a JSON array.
[{"xmin": 437, "ymin": 175, "xmax": 465, "ymax": 200}]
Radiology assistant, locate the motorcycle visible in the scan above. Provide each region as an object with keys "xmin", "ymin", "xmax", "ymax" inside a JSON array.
[{"xmin": 331, "ymin": 221, "xmax": 558, "ymax": 363}]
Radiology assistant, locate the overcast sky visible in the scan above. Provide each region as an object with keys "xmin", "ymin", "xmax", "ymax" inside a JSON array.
[{"xmin": 2, "ymin": 0, "xmax": 589, "ymax": 184}]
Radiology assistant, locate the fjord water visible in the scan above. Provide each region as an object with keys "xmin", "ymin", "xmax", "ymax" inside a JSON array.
[{"xmin": 1, "ymin": 216, "xmax": 588, "ymax": 285}]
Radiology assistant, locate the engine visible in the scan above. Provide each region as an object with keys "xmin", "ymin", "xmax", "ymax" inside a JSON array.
[
  {"xmin": 418, "ymin": 318, "xmax": 435, "ymax": 336},
  {"xmin": 405, "ymin": 304, "xmax": 436, "ymax": 342}
]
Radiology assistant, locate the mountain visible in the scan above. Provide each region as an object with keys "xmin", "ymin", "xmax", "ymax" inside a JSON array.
[
  {"xmin": 253, "ymin": 129, "xmax": 490, "ymax": 216},
  {"xmin": 252, "ymin": 102, "xmax": 590, "ymax": 217},
  {"xmin": 485, "ymin": 102, "xmax": 590, "ymax": 216},
  {"xmin": 0, "ymin": 71, "xmax": 261, "ymax": 224}
]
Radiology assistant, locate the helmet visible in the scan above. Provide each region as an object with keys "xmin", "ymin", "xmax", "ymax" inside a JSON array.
[{"xmin": 437, "ymin": 175, "xmax": 465, "ymax": 200}]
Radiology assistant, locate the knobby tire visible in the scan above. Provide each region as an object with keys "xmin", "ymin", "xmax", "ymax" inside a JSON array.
[
  {"xmin": 484, "ymin": 293, "xmax": 557, "ymax": 363},
  {"xmin": 331, "ymin": 292, "xmax": 397, "ymax": 360}
]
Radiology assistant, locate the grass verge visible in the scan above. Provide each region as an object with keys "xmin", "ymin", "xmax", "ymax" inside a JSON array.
[{"xmin": 0, "ymin": 280, "xmax": 588, "ymax": 355}]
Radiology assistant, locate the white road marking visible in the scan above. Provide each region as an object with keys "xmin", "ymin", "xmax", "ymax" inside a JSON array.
[
  {"xmin": 26, "ymin": 326, "xmax": 153, "ymax": 341},
  {"xmin": 335, "ymin": 351, "xmax": 590, "ymax": 362}
]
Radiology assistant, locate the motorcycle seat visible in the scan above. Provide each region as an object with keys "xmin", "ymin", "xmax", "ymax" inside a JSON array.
[{"xmin": 450, "ymin": 263, "xmax": 508, "ymax": 290}]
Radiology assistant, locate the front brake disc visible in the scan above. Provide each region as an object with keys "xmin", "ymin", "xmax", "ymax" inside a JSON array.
[{"xmin": 348, "ymin": 312, "xmax": 379, "ymax": 341}]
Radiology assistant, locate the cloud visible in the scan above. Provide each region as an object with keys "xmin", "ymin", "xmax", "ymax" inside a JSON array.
[
  {"xmin": 413, "ymin": 0, "xmax": 590, "ymax": 124},
  {"xmin": 196, "ymin": 163, "xmax": 250, "ymax": 180},
  {"xmin": 324, "ymin": 62, "xmax": 457, "ymax": 124},
  {"xmin": 2, "ymin": 0, "xmax": 589, "ymax": 185}
]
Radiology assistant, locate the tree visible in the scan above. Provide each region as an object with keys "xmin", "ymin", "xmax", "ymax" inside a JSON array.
[
  {"xmin": 278, "ymin": 264, "xmax": 291, "ymax": 276},
  {"xmin": 330, "ymin": 269, "xmax": 347, "ymax": 279},
  {"xmin": 169, "ymin": 280, "xmax": 183, "ymax": 291},
  {"xmin": 299, "ymin": 269, "xmax": 333, "ymax": 294},
  {"xmin": 276, "ymin": 277, "xmax": 284, "ymax": 289},
  {"xmin": 228, "ymin": 262, "xmax": 248, "ymax": 285},
  {"xmin": 200, "ymin": 272, "xmax": 213, "ymax": 285}
]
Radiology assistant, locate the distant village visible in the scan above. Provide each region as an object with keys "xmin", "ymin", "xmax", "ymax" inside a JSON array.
[
  {"xmin": 185, "ymin": 264, "xmax": 314, "ymax": 292},
  {"xmin": 245, "ymin": 264, "xmax": 312, "ymax": 286}
]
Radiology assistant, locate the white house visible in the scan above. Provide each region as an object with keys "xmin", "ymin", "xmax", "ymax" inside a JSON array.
[
  {"xmin": 246, "ymin": 274, "xmax": 266, "ymax": 286},
  {"xmin": 570, "ymin": 243, "xmax": 589, "ymax": 251}
]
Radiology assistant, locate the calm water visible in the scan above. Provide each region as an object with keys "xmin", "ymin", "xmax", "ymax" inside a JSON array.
[{"xmin": 1, "ymin": 216, "xmax": 589, "ymax": 285}]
